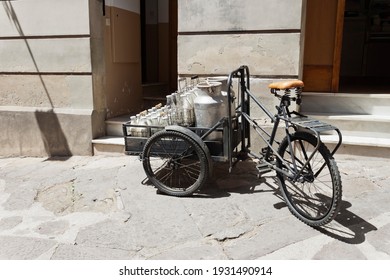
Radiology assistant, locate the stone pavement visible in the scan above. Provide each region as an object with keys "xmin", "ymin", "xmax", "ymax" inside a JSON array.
[{"xmin": 0, "ymin": 153, "xmax": 389, "ymax": 260}]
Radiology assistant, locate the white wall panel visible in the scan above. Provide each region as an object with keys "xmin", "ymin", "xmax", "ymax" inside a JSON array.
[
  {"xmin": 0, "ymin": 38, "xmax": 92, "ymax": 73},
  {"xmin": 0, "ymin": 75, "xmax": 93, "ymax": 109},
  {"xmin": 0, "ymin": 0, "xmax": 90, "ymax": 37},
  {"xmin": 179, "ymin": 0, "xmax": 303, "ymax": 32},
  {"xmin": 178, "ymin": 33, "xmax": 300, "ymax": 76}
]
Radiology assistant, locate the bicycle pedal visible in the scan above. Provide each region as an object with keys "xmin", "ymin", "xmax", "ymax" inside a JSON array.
[{"xmin": 256, "ymin": 162, "xmax": 272, "ymax": 176}]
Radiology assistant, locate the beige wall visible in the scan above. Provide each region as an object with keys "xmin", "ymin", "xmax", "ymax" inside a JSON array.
[
  {"xmin": 0, "ymin": 0, "xmax": 307, "ymax": 156},
  {"xmin": 179, "ymin": 33, "xmax": 301, "ymax": 77},
  {"xmin": 177, "ymin": 0, "xmax": 305, "ymax": 150},
  {"xmin": 178, "ymin": 0, "xmax": 304, "ymax": 77},
  {"xmin": 0, "ymin": 0, "xmax": 105, "ymax": 156},
  {"xmin": 177, "ymin": 0, "xmax": 305, "ymax": 99},
  {"xmin": 0, "ymin": 0, "xmax": 90, "ymax": 37},
  {"xmin": 179, "ymin": 0, "xmax": 302, "ymax": 32},
  {"xmin": 0, "ymin": 0, "xmax": 144, "ymax": 156}
]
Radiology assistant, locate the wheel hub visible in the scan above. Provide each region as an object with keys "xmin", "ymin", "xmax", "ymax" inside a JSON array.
[
  {"xmin": 167, "ymin": 158, "xmax": 180, "ymax": 170},
  {"xmin": 292, "ymin": 172, "xmax": 315, "ymax": 183}
]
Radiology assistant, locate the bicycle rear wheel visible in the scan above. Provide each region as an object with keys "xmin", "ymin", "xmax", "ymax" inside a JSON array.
[
  {"xmin": 277, "ymin": 131, "xmax": 342, "ymax": 226},
  {"xmin": 142, "ymin": 129, "xmax": 210, "ymax": 196}
]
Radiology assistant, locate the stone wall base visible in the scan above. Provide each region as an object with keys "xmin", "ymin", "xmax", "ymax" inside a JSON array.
[{"xmin": 0, "ymin": 107, "xmax": 105, "ymax": 157}]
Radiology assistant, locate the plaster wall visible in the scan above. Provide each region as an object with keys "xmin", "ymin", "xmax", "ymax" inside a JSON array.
[
  {"xmin": 0, "ymin": 0, "xmax": 105, "ymax": 156},
  {"xmin": 178, "ymin": 0, "xmax": 305, "ymax": 143},
  {"xmin": 178, "ymin": 33, "xmax": 301, "ymax": 76},
  {"xmin": 178, "ymin": 0, "xmax": 304, "ymax": 77},
  {"xmin": 178, "ymin": 0, "xmax": 303, "ymax": 32},
  {"xmin": 0, "ymin": 0, "xmax": 90, "ymax": 36},
  {"xmin": 0, "ymin": 38, "xmax": 92, "ymax": 73}
]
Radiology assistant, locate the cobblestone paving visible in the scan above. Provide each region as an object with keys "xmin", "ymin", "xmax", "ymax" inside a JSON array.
[{"xmin": 0, "ymin": 154, "xmax": 389, "ymax": 260}]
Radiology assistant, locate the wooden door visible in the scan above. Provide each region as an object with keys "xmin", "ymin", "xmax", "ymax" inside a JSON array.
[{"xmin": 303, "ymin": 0, "xmax": 346, "ymax": 92}]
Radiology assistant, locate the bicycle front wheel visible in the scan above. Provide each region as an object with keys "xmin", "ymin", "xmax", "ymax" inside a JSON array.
[
  {"xmin": 142, "ymin": 129, "xmax": 210, "ymax": 197},
  {"xmin": 277, "ymin": 131, "xmax": 342, "ymax": 227}
]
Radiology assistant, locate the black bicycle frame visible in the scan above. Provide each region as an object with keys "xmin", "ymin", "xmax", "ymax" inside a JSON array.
[
  {"xmin": 239, "ymin": 94, "xmax": 301, "ymax": 180},
  {"xmin": 226, "ymin": 65, "xmax": 341, "ymax": 181}
]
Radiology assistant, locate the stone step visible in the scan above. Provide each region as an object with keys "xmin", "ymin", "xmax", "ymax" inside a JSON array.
[
  {"xmin": 92, "ymin": 132, "xmax": 390, "ymax": 158},
  {"xmin": 95, "ymin": 108, "xmax": 390, "ymax": 157},
  {"xmin": 303, "ymin": 113, "xmax": 390, "ymax": 157},
  {"xmin": 300, "ymin": 93, "xmax": 390, "ymax": 157},
  {"xmin": 93, "ymin": 115, "xmax": 129, "ymax": 155},
  {"xmin": 92, "ymin": 136, "xmax": 125, "ymax": 156},
  {"xmin": 92, "ymin": 134, "xmax": 390, "ymax": 158},
  {"xmin": 301, "ymin": 92, "xmax": 390, "ymax": 116},
  {"xmin": 306, "ymin": 113, "xmax": 390, "ymax": 138},
  {"xmin": 105, "ymin": 115, "xmax": 131, "ymax": 137},
  {"xmin": 320, "ymin": 134, "xmax": 390, "ymax": 158}
]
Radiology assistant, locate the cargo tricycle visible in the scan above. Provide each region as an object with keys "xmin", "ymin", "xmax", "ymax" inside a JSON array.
[{"xmin": 123, "ymin": 65, "xmax": 343, "ymax": 227}]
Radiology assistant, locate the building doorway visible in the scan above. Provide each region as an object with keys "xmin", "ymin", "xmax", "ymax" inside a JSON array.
[
  {"xmin": 302, "ymin": 0, "xmax": 345, "ymax": 92},
  {"xmin": 141, "ymin": 0, "xmax": 177, "ymax": 97},
  {"xmin": 303, "ymin": 0, "xmax": 390, "ymax": 93},
  {"xmin": 339, "ymin": 0, "xmax": 390, "ymax": 93}
]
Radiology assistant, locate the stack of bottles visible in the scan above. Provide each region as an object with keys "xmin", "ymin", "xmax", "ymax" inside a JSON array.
[
  {"xmin": 127, "ymin": 76, "xmax": 234, "ymax": 139},
  {"xmin": 127, "ymin": 80, "xmax": 200, "ymax": 137}
]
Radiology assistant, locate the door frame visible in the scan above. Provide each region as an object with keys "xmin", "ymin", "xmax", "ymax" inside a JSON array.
[
  {"xmin": 169, "ymin": 0, "xmax": 178, "ymax": 92},
  {"xmin": 331, "ymin": 0, "xmax": 346, "ymax": 92},
  {"xmin": 302, "ymin": 0, "xmax": 346, "ymax": 93}
]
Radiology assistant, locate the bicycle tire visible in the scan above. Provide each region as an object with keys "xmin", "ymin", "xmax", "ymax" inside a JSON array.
[
  {"xmin": 276, "ymin": 131, "xmax": 342, "ymax": 226},
  {"xmin": 142, "ymin": 129, "xmax": 209, "ymax": 196}
]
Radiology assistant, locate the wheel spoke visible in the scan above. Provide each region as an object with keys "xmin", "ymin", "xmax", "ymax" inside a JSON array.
[
  {"xmin": 142, "ymin": 130, "xmax": 209, "ymax": 196},
  {"xmin": 277, "ymin": 132, "xmax": 342, "ymax": 226}
]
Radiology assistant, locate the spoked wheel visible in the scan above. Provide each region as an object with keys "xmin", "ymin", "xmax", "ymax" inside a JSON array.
[
  {"xmin": 142, "ymin": 129, "xmax": 210, "ymax": 196},
  {"xmin": 277, "ymin": 131, "xmax": 342, "ymax": 227}
]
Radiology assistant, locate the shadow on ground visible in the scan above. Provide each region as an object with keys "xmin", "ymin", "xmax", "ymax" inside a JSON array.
[{"xmin": 142, "ymin": 159, "xmax": 377, "ymax": 244}]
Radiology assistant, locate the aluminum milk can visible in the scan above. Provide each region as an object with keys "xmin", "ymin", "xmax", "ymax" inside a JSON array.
[
  {"xmin": 194, "ymin": 81, "xmax": 226, "ymax": 140},
  {"xmin": 207, "ymin": 76, "xmax": 235, "ymax": 117}
]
